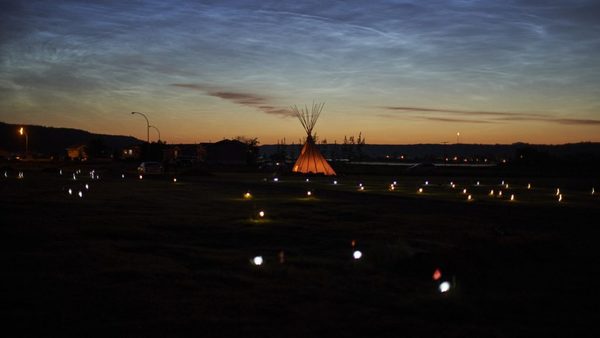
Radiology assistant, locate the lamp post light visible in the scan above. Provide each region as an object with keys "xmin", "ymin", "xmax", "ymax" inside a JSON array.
[
  {"xmin": 18, "ymin": 127, "xmax": 28, "ymax": 154},
  {"xmin": 149, "ymin": 125, "xmax": 161, "ymax": 142},
  {"xmin": 456, "ymin": 132, "xmax": 460, "ymax": 144},
  {"xmin": 131, "ymin": 112, "xmax": 150, "ymax": 143}
]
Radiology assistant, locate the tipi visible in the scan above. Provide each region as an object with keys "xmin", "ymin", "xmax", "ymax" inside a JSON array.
[{"xmin": 291, "ymin": 102, "xmax": 336, "ymax": 176}]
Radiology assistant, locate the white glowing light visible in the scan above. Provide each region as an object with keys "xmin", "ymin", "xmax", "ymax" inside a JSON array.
[
  {"xmin": 307, "ymin": 190, "xmax": 312, "ymax": 196},
  {"xmin": 333, "ymin": 180, "xmax": 338, "ymax": 185},
  {"xmin": 253, "ymin": 256, "xmax": 263, "ymax": 266},
  {"xmin": 389, "ymin": 184, "xmax": 395, "ymax": 191},
  {"xmin": 468, "ymin": 194, "xmax": 472, "ymax": 201},
  {"xmin": 498, "ymin": 190, "xmax": 503, "ymax": 197},
  {"xmin": 121, "ymin": 174, "xmax": 125, "ymax": 179},
  {"xmin": 353, "ymin": 250, "xmax": 362, "ymax": 260},
  {"xmin": 59, "ymin": 169, "xmax": 63, "ymax": 175},
  {"xmin": 68, "ymin": 189, "xmax": 72, "ymax": 195},
  {"xmin": 489, "ymin": 189, "xmax": 494, "ymax": 196},
  {"xmin": 505, "ymin": 184, "xmax": 509, "ymax": 189},
  {"xmin": 418, "ymin": 188, "xmax": 423, "ymax": 193},
  {"xmin": 556, "ymin": 188, "xmax": 560, "ymax": 196},
  {"xmin": 501, "ymin": 180, "xmax": 505, "ymax": 185},
  {"xmin": 593, "ymin": 188, "xmax": 595, "ymax": 195},
  {"xmin": 305, "ymin": 178, "xmax": 310, "ymax": 182},
  {"xmin": 359, "ymin": 186, "xmax": 364, "ymax": 191},
  {"xmin": 139, "ymin": 175, "xmax": 143, "ymax": 180},
  {"xmin": 510, "ymin": 194, "xmax": 515, "ymax": 201},
  {"xmin": 425, "ymin": 181, "xmax": 429, "ymax": 185},
  {"xmin": 173, "ymin": 178, "xmax": 177, "ymax": 183},
  {"xmin": 96, "ymin": 175, "xmax": 100, "ymax": 180},
  {"xmin": 393, "ymin": 181, "xmax": 398, "ymax": 185},
  {"xmin": 476, "ymin": 181, "xmax": 480, "ymax": 186},
  {"xmin": 85, "ymin": 184, "xmax": 89, "ymax": 190},
  {"xmin": 527, "ymin": 183, "xmax": 531, "ymax": 189},
  {"xmin": 78, "ymin": 191, "xmax": 83, "ymax": 198},
  {"xmin": 18, "ymin": 172, "xmax": 24, "ymax": 179},
  {"xmin": 273, "ymin": 177, "xmax": 279, "ymax": 182},
  {"xmin": 439, "ymin": 281, "xmax": 451, "ymax": 293},
  {"xmin": 462, "ymin": 188, "xmax": 467, "ymax": 194},
  {"xmin": 359, "ymin": 183, "xmax": 363, "ymax": 187},
  {"xmin": 558, "ymin": 194, "xmax": 563, "ymax": 202},
  {"xmin": 72, "ymin": 174, "xmax": 77, "ymax": 181},
  {"xmin": 3, "ymin": 171, "xmax": 7, "ymax": 178},
  {"xmin": 258, "ymin": 210, "xmax": 265, "ymax": 218}
]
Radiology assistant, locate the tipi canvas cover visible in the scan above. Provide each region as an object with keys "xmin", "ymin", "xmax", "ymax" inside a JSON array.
[{"xmin": 291, "ymin": 103, "xmax": 336, "ymax": 176}]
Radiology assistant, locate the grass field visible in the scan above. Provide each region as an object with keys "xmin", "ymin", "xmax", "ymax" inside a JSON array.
[{"xmin": 2, "ymin": 164, "xmax": 599, "ymax": 337}]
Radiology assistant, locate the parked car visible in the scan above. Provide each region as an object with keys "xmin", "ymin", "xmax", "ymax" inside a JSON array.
[{"xmin": 137, "ymin": 161, "xmax": 163, "ymax": 175}]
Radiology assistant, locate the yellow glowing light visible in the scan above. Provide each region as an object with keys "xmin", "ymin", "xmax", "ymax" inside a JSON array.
[
  {"xmin": 556, "ymin": 188, "xmax": 560, "ymax": 196},
  {"xmin": 258, "ymin": 210, "xmax": 265, "ymax": 218},
  {"xmin": 510, "ymin": 194, "xmax": 515, "ymax": 201},
  {"xmin": 527, "ymin": 183, "xmax": 531, "ymax": 189},
  {"xmin": 498, "ymin": 190, "xmax": 503, "ymax": 197},
  {"xmin": 353, "ymin": 250, "xmax": 362, "ymax": 260},
  {"xmin": 389, "ymin": 184, "xmax": 395, "ymax": 191},
  {"xmin": 505, "ymin": 184, "xmax": 509, "ymax": 189},
  {"xmin": 468, "ymin": 194, "xmax": 472, "ymax": 201},
  {"xmin": 489, "ymin": 189, "xmax": 494, "ymax": 196},
  {"xmin": 19, "ymin": 127, "xmax": 24, "ymax": 135},
  {"xmin": 462, "ymin": 188, "xmax": 467, "ymax": 194},
  {"xmin": 359, "ymin": 186, "xmax": 364, "ymax": 191},
  {"xmin": 558, "ymin": 194, "xmax": 563, "ymax": 202},
  {"xmin": 418, "ymin": 188, "xmax": 423, "ymax": 193},
  {"xmin": 244, "ymin": 192, "xmax": 252, "ymax": 199}
]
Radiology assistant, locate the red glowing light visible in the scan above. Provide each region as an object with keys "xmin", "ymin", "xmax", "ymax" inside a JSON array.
[{"xmin": 433, "ymin": 268, "xmax": 442, "ymax": 281}]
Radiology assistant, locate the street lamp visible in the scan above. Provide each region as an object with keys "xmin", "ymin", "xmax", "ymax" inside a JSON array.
[
  {"xmin": 18, "ymin": 127, "xmax": 28, "ymax": 154},
  {"xmin": 456, "ymin": 132, "xmax": 460, "ymax": 144},
  {"xmin": 149, "ymin": 125, "xmax": 161, "ymax": 142},
  {"xmin": 131, "ymin": 112, "xmax": 149, "ymax": 143}
]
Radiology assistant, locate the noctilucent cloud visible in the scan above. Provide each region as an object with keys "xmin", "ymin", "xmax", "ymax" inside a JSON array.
[{"xmin": 1, "ymin": 0, "xmax": 599, "ymax": 144}]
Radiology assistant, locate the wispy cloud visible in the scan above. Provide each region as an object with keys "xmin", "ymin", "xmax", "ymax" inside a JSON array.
[
  {"xmin": 171, "ymin": 83, "xmax": 294, "ymax": 117},
  {"xmin": 382, "ymin": 106, "xmax": 600, "ymax": 125}
]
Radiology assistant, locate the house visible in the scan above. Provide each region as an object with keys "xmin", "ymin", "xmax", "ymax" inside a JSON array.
[
  {"xmin": 121, "ymin": 145, "xmax": 141, "ymax": 160},
  {"xmin": 202, "ymin": 139, "xmax": 248, "ymax": 165},
  {"xmin": 66, "ymin": 144, "xmax": 87, "ymax": 161}
]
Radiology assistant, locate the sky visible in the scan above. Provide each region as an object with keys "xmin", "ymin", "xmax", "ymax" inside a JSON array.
[{"xmin": 1, "ymin": 0, "xmax": 599, "ymax": 144}]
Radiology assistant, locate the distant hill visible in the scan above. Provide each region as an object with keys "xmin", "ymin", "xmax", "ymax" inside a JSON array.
[
  {"xmin": 0, "ymin": 122, "xmax": 142, "ymax": 155},
  {"xmin": 260, "ymin": 142, "xmax": 600, "ymax": 163}
]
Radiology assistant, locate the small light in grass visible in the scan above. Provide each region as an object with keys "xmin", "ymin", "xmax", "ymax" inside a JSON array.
[
  {"xmin": 307, "ymin": 190, "xmax": 312, "ymax": 196},
  {"xmin": 489, "ymin": 189, "xmax": 494, "ymax": 196},
  {"xmin": 462, "ymin": 188, "xmax": 467, "ymax": 194},
  {"xmin": 389, "ymin": 184, "xmax": 395, "ymax": 191},
  {"xmin": 418, "ymin": 188, "xmax": 423, "ymax": 193},
  {"xmin": 244, "ymin": 192, "xmax": 252, "ymax": 199},
  {"xmin": 173, "ymin": 177, "xmax": 177, "ymax": 183},
  {"xmin": 451, "ymin": 183, "xmax": 456, "ymax": 189},
  {"xmin": 18, "ymin": 172, "xmax": 24, "ymax": 179},
  {"xmin": 358, "ymin": 183, "xmax": 363, "ymax": 187},
  {"xmin": 78, "ymin": 191, "xmax": 83, "ymax": 198},
  {"xmin": 273, "ymin": 177, "xmax": 279, "ymax": 182},
  {"xmin": 3, "ymin": 171, "xmax": 7, "ymax": 178},
  {"xmin": 96, "ymin": 175, "xmax": 100, "ymax": 180},
  {"xmin": 510, "ymin": 194, "xmax": 515, "ymax": 201},
  {"xmin": 333, "ymin": 180, "xmax": 338, "ymax": 185},
  {"xmin": 359, "ymin": 186, "xmax": 364, "ymax": 191},
  {"xmin": 593, "ymin": 187, "xmax": 595, "ymax": 195},
  {"xmin": 425, "ymin": 180, "xmax": 429, "ymax": 185},
  {"xmin": 527, "ymin": 183, "xmax": 531, "ymax": 189},
  {"xmin": 498, "ymin": 190, "xmax": 503, "ymax": 197},
  {"xmin": 505, "ymin": 184, "xmax": 509, "ymax": 189},
  {"xmin": 121, "ymin": 174, "xmax": 125, "ymax": 179},
  {"xmin": 468, "ymin": 194, "xmax": 472, "ymax": 201},
  {"xmin": 433, "ymin": 268, "xmax": 442, "ymax": 281},
  {"xmin": 85, "ymin": 184, "xmax": 89, "ymax": 190},
  {"xmin": 393, "ymin": 181, "xmax": 398, "ymax": 185},
  {"xmin": 353, "ymin": 250, "xmax": 362, "ymax": 260},
  {"xmin": 139, "ymin": 175, "xmax": 143, "ymax": 180},
  {"xmin": 439, "ymin": 281, "xmax": 451, "ymax": 293},
  {"xmin": 501, "ymin": 180, "xmax": 505, "ymax": 185},
  {"xmin": 305, "ymin": 178, "xmax": 310, "ymax": 182},
  {"xmin": 258, "ymin": 210, "xmax": 265, "ymax": 218},
  {"xmin": 68, "ymin": 188, "xmax": 72, "ymax": 195},
  {"xmin": 351, "ymin": 240, "xmax": 356, "ymax": 248},
  {"xmin": 252, "ymin": 256, "xmax": 263, "ymax": 266},
  {"xmin": 59, "ymin": 169, "xmax": 63, "ymax": 175},
  {"xmin": 556, "ymin": 188, "xmax": 560, "ymax": 196},
  {"xmin": 476, "ymin": 181, "xmax": 480, "ymax": 186},
  {"xmin": 558, "ymin": 194, "xmax": 563, "ymax": 202},
  {"xmin": 72, "ymin": 173, "xmax": 76, "ymax": 181}
]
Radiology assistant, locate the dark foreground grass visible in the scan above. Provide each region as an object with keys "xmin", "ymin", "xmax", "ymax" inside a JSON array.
[{"xmin": 1, "ymin": 167, "xmax": 599, "ymax": 337}]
